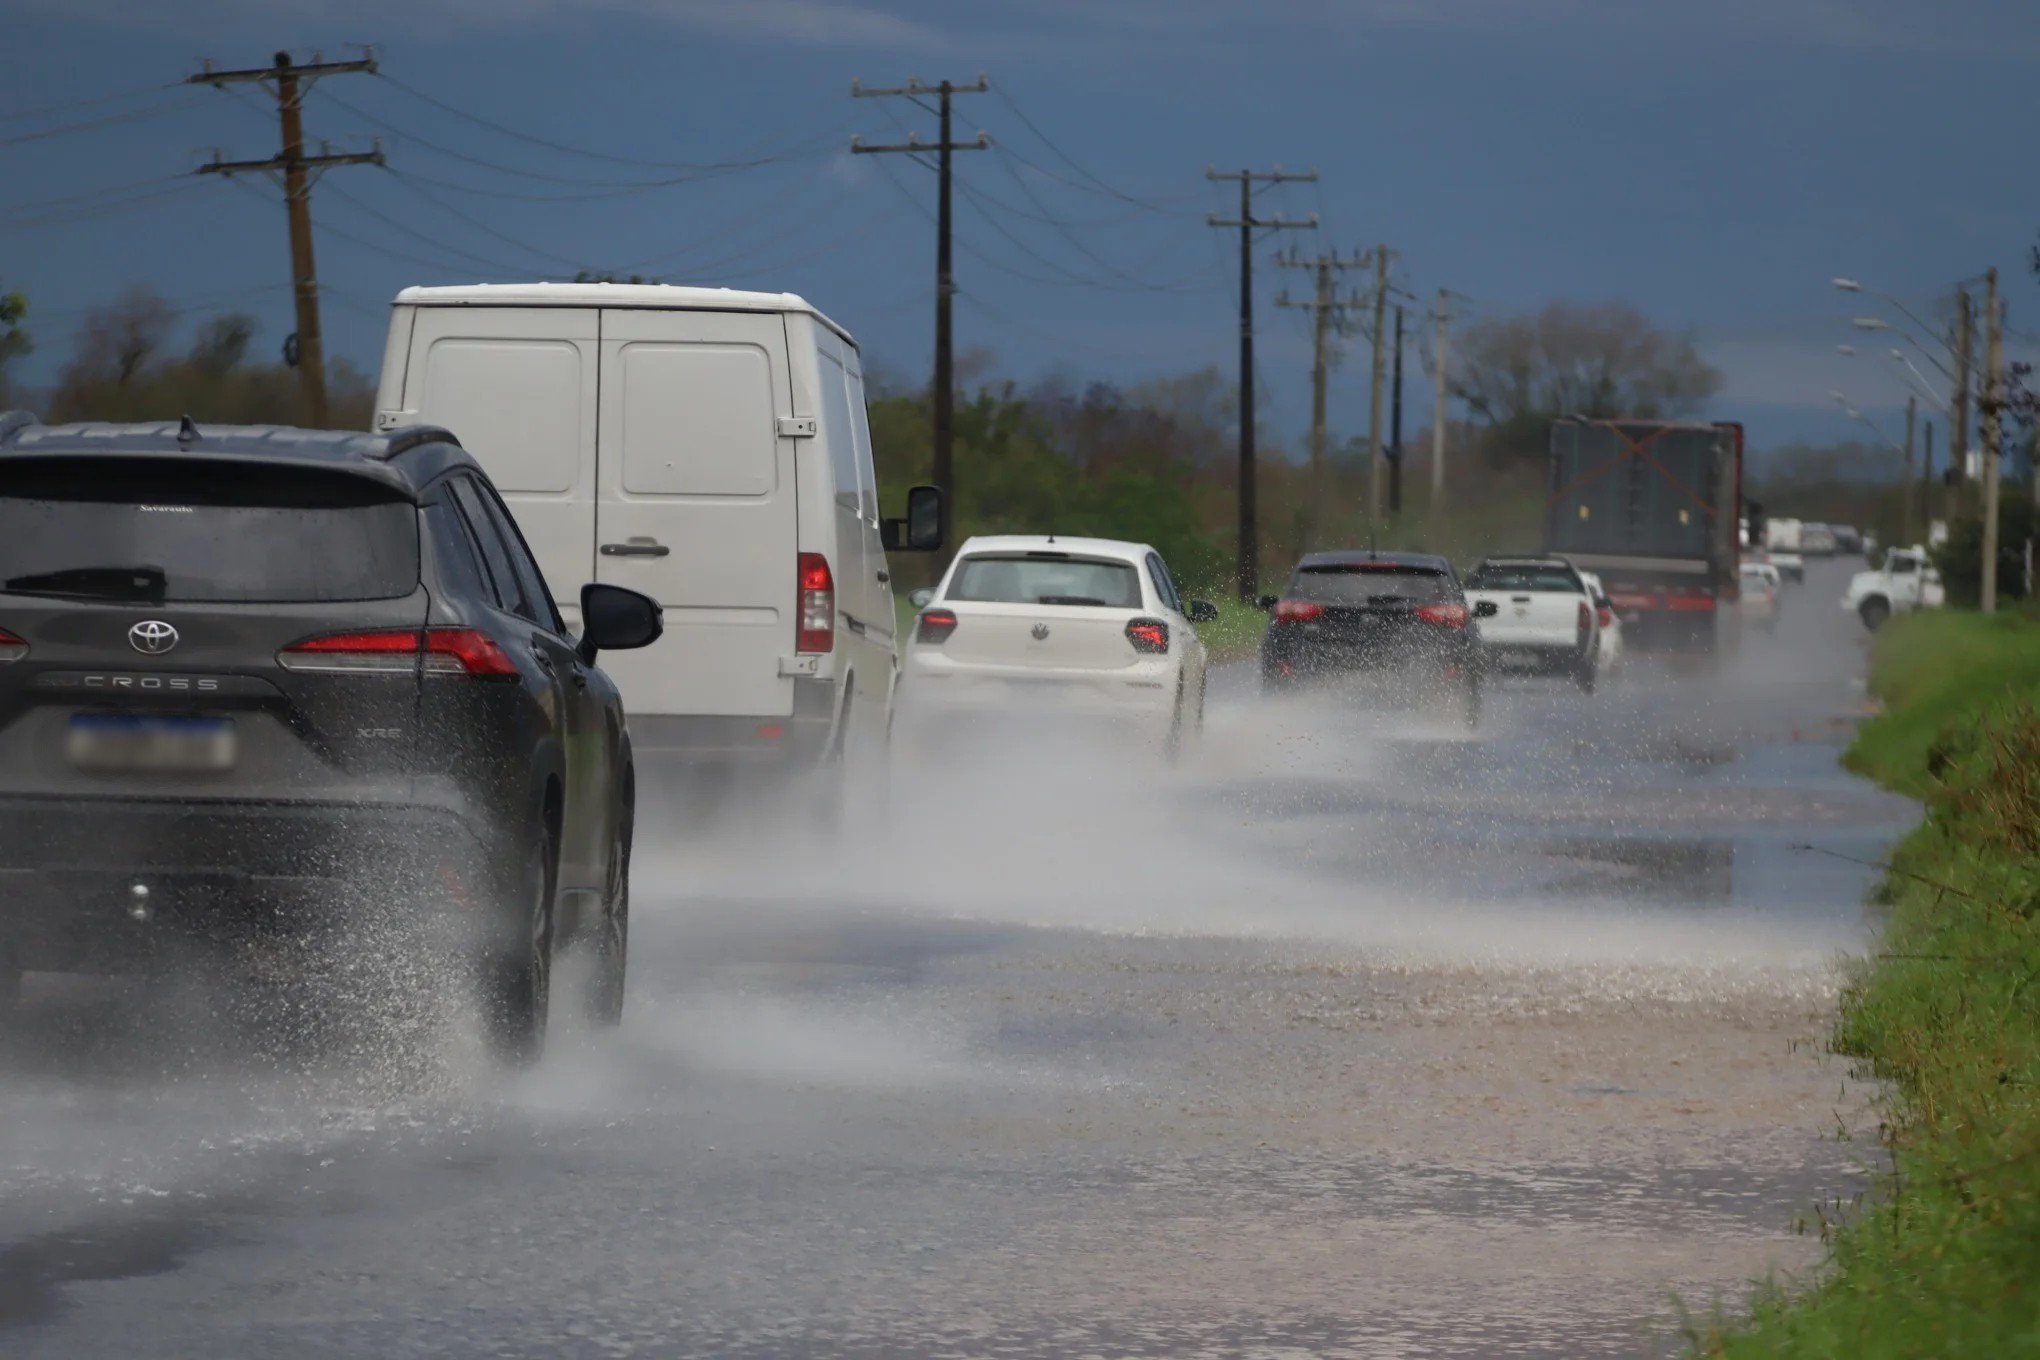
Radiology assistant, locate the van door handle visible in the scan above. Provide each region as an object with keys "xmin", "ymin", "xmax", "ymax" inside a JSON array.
[{"xmin": 601, "ymin": 542, "xmax": 670, "ymax": 558}]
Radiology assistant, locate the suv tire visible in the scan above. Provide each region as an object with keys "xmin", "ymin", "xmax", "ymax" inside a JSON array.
[
  {"xmin": 1859, "ymin": 597, "xmax": 1892, "ymax": 631},
  {"xmin": 482, "ymin": 834, "xmax": 557, "ymax": 1066},
  {"xmin": 584, "ymin": 815, "xmax": 631, "ymax": 1028}
]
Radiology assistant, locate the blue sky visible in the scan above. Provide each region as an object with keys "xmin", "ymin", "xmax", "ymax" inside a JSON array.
[{"xmin": 5, "ymin": 0, "xmax": 2037, "ymax": 464}]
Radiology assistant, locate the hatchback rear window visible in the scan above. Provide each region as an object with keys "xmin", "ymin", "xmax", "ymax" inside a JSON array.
[
  {"xmin": 0, "ymin": 458, "xmax": 419, "ymax": 603},
  {"xmin": 1291, "ymin": 565, "xmax": 1454, "ymax": 605},
  {"xmin": 1466, "ymin": 564, "xmax": 1581, "ymax": 593},
  {"xmin": 947, "ymin": 554, "xmax": 1142, "ymax": 608}
]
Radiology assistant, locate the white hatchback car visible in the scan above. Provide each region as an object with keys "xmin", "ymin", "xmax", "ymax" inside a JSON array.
[{"xmin": 899, "ymin": 535, "xmax": 1216, "ymax": 751}]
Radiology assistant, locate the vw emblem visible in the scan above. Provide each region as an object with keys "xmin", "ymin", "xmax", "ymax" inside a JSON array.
[
  {"xmin": 1030, "ymin": 623, "xmax": 1050, "ymax": 640},
  {"xmin": 128, "ymin": 620, "xmax": 179, "ymax": 655}
]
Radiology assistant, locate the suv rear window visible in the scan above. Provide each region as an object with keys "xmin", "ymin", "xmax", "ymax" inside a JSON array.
[
  {"xmin": 947, "ymin": 554, "xmax": 1143, "ymax": 608},
  {"xmin": 0, "ymin": 458, "xmax": 419, "ymax": 603},
  {"xmin": 1466, "ymin": 564, "xmax": 1581, "ymax": 593},
  {"xmin": 1292, "ymin": 565, "xmax": 1454, "ymax": 604}
]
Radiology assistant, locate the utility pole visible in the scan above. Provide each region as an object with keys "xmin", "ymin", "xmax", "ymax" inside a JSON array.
[
  {"xmin": 1922, "ymin": 421, "xmax": 1936, "ymax": 534},
  {"xmin": 1275, "ymin": 247, "xmax": 1362, "ymax": 550},
  {"xmin": 1208, "ymin": 169, "xmax": 1316, "ymax": 598},
  {"xmin": 1365, "ymin": 245, "xmax": 1393, "ymax": 529},
  {"xmin": 1389, "ymin": 304, "xmax": 1405, "ymax": 515},
  {"xmin": 1980, "ymin": 266, "xmax": 2003, "ymax": 613},
  {"xmin": 1902, "ymin": 394, "xmax": 1917, "ymax": 547},
  {"xmin": 852, "ymin": 76, "xmax": 989, "ymax": 555},
  {"xmin": 191, "ymin": 50, "xmax": 382, "ymax": 428},
  {"xmin": 1431, "ymin": 288, "xmax": 1449, "ymax": 513}
]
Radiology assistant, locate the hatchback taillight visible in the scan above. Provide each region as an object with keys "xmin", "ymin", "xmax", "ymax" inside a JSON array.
[
  {"xmin": 1415, "ymin": 602, "xmax": 1468, "ymax": 629},
  {"xmin": 797, "ymin": 553, "xmax": 834, "ymax": 654},
  {"xmin": 278, "ymin": 628, "xmax": 518, "ymax": 679},
  {"xmin": 1577, "ymin": 600, "xmax": 1593, "ymax": 633},
  {"xmin": 1597, "ymin": 605, "xmax": 1614, "ymax": 629},
  {"xmin": 916, "ymin": 608, "xmax": 958, "ymax": 645},
  {"xmin": 1273, "ymin": 600, "xmax": 1324, "ymax": 624},
  {"xmin": 0, "ymin": 627, "xmax": 25, "ymax": 663},
  {"xmin": 1126, "ymin": 618, "xmax": 1170, "ymax": 654}
]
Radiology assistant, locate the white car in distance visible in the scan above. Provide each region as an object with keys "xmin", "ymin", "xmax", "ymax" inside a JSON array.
[
  {"xmin": 899, "ymin": 535, "xmax": 1215, "ymax": 753},
  {"xmin": 1739, "ymin": 561, "xmax": 1783, "ymax": 629},
  {"xmin": 1578, "ymin": 570, "xmax": 1624, "ymax": 681}
]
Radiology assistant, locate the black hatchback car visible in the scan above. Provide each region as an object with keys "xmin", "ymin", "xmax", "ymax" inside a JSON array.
[
  {"xmin": 0, "ymin": 413, "xmax": 662, "ymax": 1061},
  {"xmin": 1257, "ymin": 550, "xmax": 1492, "ymax": 726}
]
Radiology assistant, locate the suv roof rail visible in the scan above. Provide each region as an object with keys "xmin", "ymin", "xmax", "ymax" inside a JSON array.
[
  {"xmin": 0, "ymin": 410, "xmax": 40, "ymax": 445},
  {"xmin": 368, "ymin": 424, "xmax": 462, "ymax": 460}
]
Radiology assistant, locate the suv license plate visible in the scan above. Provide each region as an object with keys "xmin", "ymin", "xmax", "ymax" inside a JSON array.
[{"xmin": 67, "ymin": 714, "xmax": 237, "ymax": 773}]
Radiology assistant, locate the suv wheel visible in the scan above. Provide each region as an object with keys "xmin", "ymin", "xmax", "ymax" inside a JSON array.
[
  {"xmin": 585, "ymin": 815, "xmax": 631, "ymax": 1028},
  {"xmin": 482, "ymin": 835, "xmax": 556, "ymax": 1066}
]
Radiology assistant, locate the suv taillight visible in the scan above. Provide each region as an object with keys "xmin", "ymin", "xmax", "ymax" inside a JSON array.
[
  {"xmin": 278, "ymin": 628, "xmax": 518, "ymax": 679},
  {"xmin": 916, "ymin": 608, "xmax": 958, "ymax": 645},
  {"xmin": 1415, "ymin": 602, "xmax": 1468, "ymax": 629},
  {"xmin": 0, "ymin": 627, "xmax": 25, "ymax": 663},
  {"xmin": 1125, "ymin": 618, "xmax": 1170, "ymax": 654},
  {"xmin": 1273, "ymin": 600, "xmax": 1324, "ymax": 624},
  {"xmin": 797, "ymin": 553, "xmax": 834, "ymax": 654}
]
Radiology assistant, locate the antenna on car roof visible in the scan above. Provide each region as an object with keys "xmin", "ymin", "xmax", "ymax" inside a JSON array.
[{"xmin": 176, "ymin": 414, "xmax": 199, "ymax": 447}]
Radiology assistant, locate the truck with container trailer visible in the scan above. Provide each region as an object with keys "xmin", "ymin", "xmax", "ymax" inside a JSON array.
[{"xmin": 1543, "ymin": 418, "xmax": 1742, "ymax": 653}]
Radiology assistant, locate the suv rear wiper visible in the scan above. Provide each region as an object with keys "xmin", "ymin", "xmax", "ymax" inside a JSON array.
[{"xmin": 4, "ymin": 565, "xmax": 168, "ymax": 601}]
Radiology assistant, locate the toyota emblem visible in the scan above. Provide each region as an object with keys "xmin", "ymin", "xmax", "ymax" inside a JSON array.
[
  {"xmin": 128, "ymin": 620, "xmax": 180, "ymax": 655},
  {"xmin": 1030, "ymin": 623, "xmax": 1050, "ymax": 640}
]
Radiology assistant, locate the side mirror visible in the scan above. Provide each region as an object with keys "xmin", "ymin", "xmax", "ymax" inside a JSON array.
[
  {"xmin": 577, "ymin": 583, "xmax": 663, "ymax": 665},
  {"xmin": 1474, "ymin": 600, "xmax": 1500, "ymax": 618},
  {"xmin": 1186, "ymin": 599, "xmax": 1220, "ymax": 623},
  {"xmin": 909, "ymin": 587, "xmax": 935, "ymax": 609},
  {"xmin": 882, "ymin": 485, "xmax": 944, "ymax": 553},
  {"xmin": 1254, "ymin": 594, "xmax": 1279, "ymax": 612}
]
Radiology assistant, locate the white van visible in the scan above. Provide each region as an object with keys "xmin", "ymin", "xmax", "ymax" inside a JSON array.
[{"xmin": 373, "ymin": 283, "xmax": 940, "ymax": 780}]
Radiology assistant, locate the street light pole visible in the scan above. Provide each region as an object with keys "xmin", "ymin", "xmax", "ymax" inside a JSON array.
[{"xmin": 1980, "ymin": 267, "xmax": 2003, "ymax": 614}]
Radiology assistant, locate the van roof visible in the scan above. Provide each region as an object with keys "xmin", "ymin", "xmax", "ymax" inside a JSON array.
[{"xmin": 392, "ymin": 283, "xmax": 856, "ymax": 345}]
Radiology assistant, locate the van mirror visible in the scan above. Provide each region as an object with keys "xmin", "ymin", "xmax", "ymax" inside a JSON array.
[
  {"xmin": 1186, "ymin": 600, "xmax": 1220, "ymax": 623},
  {"xmin": 882, "ymin": 485, "xmax": 944, "ymax": 553},
  {"xmin": 1474, "ymin": 600, "xmax": 1501, "ymax": 618},
  {"xmin": 578, "ymin": 583, "xmax": 663, "ymax": 665},
  {"xmin": 909, "ymin": 587, "xmax": 935, "ymax": 609}
]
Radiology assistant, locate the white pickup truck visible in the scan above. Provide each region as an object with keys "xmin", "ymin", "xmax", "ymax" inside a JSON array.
[
  {"xmin": 1842, "ymin": 546, "xmax": 1943, "ymax": 630},
  {"xmin": 1464, "ymin": 556, "xmax": 1601, "ymax": 693}
]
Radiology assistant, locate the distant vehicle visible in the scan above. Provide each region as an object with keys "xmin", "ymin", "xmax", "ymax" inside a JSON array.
[
  {"xmin": 1842, "ymin": 546, "xmax": 1944, "ymax": 630},
  {"xmin": 1545, "ymin": 419, "xmax": 1743, "ymax": 653},
  {"xmin": 1769, "ymin": 547, "xmax": 1806, "ymax": 584},
  {"xmin": 1766, "ymin": 518, "xmax": 1805, "ymax": 552},
  {"xmin": 1739, "ymin": 561, "xmax": 1783, "ymax": 629},
  {"xmin": 1578, "ymin": 570, "xmax": 1625, "ymax": 681},
  {"xmin": 899, "ymin": 535, "xmax": 1214, "ymax": 754},
  {"xmin": 1257, "ymin": 551, "xmax": 1485, "ymax": 727},
  {"xmin": 375, "ymin": 283, "xmax": 942, "ymax": 805},
  {"xmin": 1801, "ymin": 523, "xmax": 1838, "ymax": 557},
  {"xmin": 1463, "ymin": 556, "xmax": 1600, "ymax": 693},
  {"xmin": 1831, "ymin": 525, "xmax": 1864, "ymax": 555},
  {"xmin": 0, "ymin": 413, "xmax": 665, "ymax": 1062}
]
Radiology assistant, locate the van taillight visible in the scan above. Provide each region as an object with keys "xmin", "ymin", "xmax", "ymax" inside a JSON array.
[
  {"xmin": 1125, "ymin": 618, "xmax": 1170, "ymax": 654},
  {"xmin": 1415, "ymin": 602, "xmax": 1468, "ymax": 629},
  {"xmin": 0, "ymin": 627, "xmax": 25, "ymax": 663},
  {"xmin": 278, "ymin": 628, "xmax": 518, "ymax": 679},
  {"xmin": 797, "ymin": 553, "xmax": 834, "ymax": 653},
  {"xmin": 916, "ymin": 609, "xmax": 958, "ymax": 645}
]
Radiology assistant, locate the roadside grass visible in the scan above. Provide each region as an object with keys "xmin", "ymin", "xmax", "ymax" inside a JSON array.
[
  {"xmin": 1196, "ymin": 596, "xmax": 1268, "ymax": 664},
  {"xmin": 1694, "ymin": 610, "xmax": 2040, "ymax": 1357}
]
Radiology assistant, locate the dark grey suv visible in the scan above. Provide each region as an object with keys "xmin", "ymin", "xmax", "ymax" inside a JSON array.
[{"xmin": 0, "ymin": 413, "xmax": 662, "ymax": 1061}]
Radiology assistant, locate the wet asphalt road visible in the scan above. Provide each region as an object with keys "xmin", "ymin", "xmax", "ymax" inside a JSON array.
[{"xmin": 0, "ymin": 559, "xmax": 1918, "ymax": 1358}]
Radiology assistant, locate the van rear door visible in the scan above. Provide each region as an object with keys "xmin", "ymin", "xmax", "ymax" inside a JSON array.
[
  {"xmin": 381, "ymin": 305, "xmax": 599, "ymax": 629},
  {"xmin": 595, "ymin": 308, "xmax": 797, "ymax": 719}
]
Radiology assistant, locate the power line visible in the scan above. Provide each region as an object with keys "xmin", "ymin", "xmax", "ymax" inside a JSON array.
[
  {"xmin": 376, "ymin": 170, "xmax": 601, "ymax": 272},
  {"xmin": 990, "ymin": 82, "xmax": 1197, "ymax": 215},
  {"xmin": 318, "ymin": 179, "xmax": 553, "ymax": 277},
  {"xmin": 0, "ymin": 92, "xmax": 200, "ymax": 148},
  {"xmin": 0, "ymin": 81, "xmax": 186, "ymax": 124},
  {"xmin": 374, "ymin": 70, "xmax": 838, "ymax": 174}
]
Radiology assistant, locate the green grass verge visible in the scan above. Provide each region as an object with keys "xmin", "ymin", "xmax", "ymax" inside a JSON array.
[{"xmin": 1695, "ymin": 610, "xmax": 2040, "ymax": 1357}]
